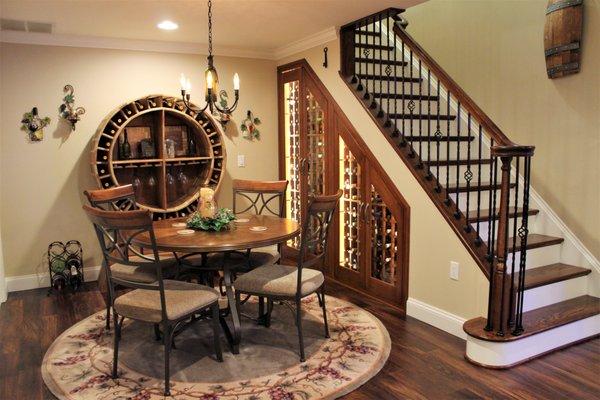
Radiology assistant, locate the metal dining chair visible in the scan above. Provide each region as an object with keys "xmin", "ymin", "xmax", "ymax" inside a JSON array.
[
  {"xmin": 84, "ymin": 185, "xmax": 179, "ymax": 330},
  {"xmin": 83, "ymin": 205, "xmax": 222, "ymax": 396},
  {"xmin": 233, "ymin": 191, "xmax": 342, "ymax": 361}
]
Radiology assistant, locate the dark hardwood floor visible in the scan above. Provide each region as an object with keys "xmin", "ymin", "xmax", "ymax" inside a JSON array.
[{"xmin": 1, "ymin": 280, "xmax": 599, "ymax": 399}]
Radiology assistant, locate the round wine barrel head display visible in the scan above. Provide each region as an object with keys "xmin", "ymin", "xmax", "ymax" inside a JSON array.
[{"xmin": 544, "ymin": 0, "xmax": 584, "ymax": 79}]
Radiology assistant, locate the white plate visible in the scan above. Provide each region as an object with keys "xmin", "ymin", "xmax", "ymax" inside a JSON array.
[
  {"xmin": 177, "ymin": 229, "xmax": 195, "ymax": 235},
  {"xmin": 172, "ymin": 222, "xmax": 187, "ymax": 228},
  {"xmin": 235, "ymin": 218, "xmax": 250, "ymax": 223},
  {"xmin": 249, "ymin": 226, "xmax": 267, "ymax": 232}
]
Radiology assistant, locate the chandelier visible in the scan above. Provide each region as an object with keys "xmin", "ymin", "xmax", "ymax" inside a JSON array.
[{"xmin": 179, "ymin": 0, "xmax": 239, "ymax": 125}]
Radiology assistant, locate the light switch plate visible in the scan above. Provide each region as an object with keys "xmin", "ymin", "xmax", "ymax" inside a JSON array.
[
  {"xmin": 450, "ymin": 261, "xmax": 459, "ymax": 281},
  {"xmin": 237, "ymin": 154, "xmax": 245, "ymax": 167}
]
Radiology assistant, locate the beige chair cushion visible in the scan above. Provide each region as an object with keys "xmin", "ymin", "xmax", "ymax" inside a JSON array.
[
  {"xmin": 110, "ymin": 254, "xmax": 178, "ymax": 284},
  {"xmin": 234, "ymin": 264, "xmax": 324, "ymax": 297},
  {"xmin": 201, "ymin": 246, "xmax": 280, "ymax": 270},
  {"xmin": 114, "ymin": 280, "xmax": 219, "ymax": 322}
]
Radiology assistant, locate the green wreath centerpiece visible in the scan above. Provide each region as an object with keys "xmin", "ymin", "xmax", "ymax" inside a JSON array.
[{"xmin": 186, "ymin": 208, "xmax": 236, "ymax": 232}]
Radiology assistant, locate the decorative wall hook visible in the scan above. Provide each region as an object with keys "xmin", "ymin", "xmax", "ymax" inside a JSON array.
[
  {"xmin": 59, "ymin": 84, "xmax": 86, "ymax": 130},
  {"xmin": 323, "ymin": 47, "xmax": 329, "ymax": 68},
  {"xmin": 240, "ymin": 110, "xmax": 261, "ymax": 140},
  {"xmin": 21, "ymin": 107, "xmax": 50, "ymax": 141}
]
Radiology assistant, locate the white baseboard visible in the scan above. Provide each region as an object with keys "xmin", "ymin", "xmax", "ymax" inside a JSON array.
[
  {"xmin": 406, "ymin": 297, "xmax": 467, "ymax": 340},
  {"xmin": 6, "ymin": 265, "xmax": 101, "ymax": 293}
]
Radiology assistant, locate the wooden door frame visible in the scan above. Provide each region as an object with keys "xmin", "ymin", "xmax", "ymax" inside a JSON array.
[{"xmin": 277, "ymin": 59, "xmax": 410, "ymax": 312}]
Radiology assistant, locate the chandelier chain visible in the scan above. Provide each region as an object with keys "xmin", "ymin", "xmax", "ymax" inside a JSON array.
[{"xmin": 207, "ymin": 0, "xmax": 213, "ymax": 57}]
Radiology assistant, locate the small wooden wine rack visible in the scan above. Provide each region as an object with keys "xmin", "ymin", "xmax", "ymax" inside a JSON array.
[{"xmin": 90, "ymin": 94, "xmax": 226, "ymax": 220}]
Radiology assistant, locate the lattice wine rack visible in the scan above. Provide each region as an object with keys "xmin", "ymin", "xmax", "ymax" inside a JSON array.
[
  {"xmin": 370, "ymin": 187, "xmax": 399, "ymax": 284},
  {"xmin": 339, "ymin": 137, "xmax": 361, "ymax": 271}
]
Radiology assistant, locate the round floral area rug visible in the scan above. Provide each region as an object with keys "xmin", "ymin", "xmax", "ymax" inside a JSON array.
[{"xmin": 42, "ymin": 295, "xmax": 390, "ymax": 399}]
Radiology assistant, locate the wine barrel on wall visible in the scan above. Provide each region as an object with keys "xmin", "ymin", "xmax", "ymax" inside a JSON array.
[{"xmin": 544, "ymin": 0, "xmax": 584, "ymax": 78}]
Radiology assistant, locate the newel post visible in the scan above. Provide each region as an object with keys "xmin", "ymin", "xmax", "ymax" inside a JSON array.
[{"xmin": 488, "ymin": 156, "xmax": 513, "ymax": 335}]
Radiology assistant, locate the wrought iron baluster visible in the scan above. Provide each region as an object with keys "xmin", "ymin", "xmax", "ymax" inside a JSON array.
[
  {"xmin": 434, "ymin": 79, "xmax": 442, "ymax": 192},
  {"xmin": 356, "ymin": 22, "xmax": 363, "ymax": 91},
  {"xmin": 408, "ymin": 50, "xmax": 415, "ymax": 157},
  {"xmin": 417, "ymin": 59, "xmax": 423, "ymax": 167},
  {"xmin": 401, "ymin": 41, "xmax": 406, "ymax": 143},
  {"xmin": 464, "ymin": 113, "xmax": 472, "ymax": 230},
  {"xmin": 384, "ymin": 11, "xmax": 391, "ymax": 128},
  {"xmin": 378, "ymin": 15, "xmax": 383, "ymax": 116},
  {"xmin": 513, "ymin": 156, "xmax": 531, "ymax": 335},
  {"xmin": 454, "ymin": 102, "xmax": 461, "ymax": 218},
  {"xmin": 508, "ymin": 157, "xmax": 520, "ymax": 327},
  {"xmin": 393, "ymin": 18, "xmax": 399, "ymax": 138},
  {"xmin": 445, "ymin": 91, "xmax": 451, "ymax": 205},
  {"xmin": 475, "ymin": 124, "xmax": 483, "ymax": 244},
  {"xmin": 426, "ymin": 69, "xmax": 432, "ymax": 179}
]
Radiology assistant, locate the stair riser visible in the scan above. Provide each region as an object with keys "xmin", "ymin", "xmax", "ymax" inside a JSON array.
[
  {"xmin": 468, "ymin": 213, "xmax": 539, "ymax": 242},
  {"xmin": 465, "ymin": 315, "xmax": 600, "ymax": 368},
  {"xmin": 523, "ymin": 276, "xmax": 589, "ymax": 312}
]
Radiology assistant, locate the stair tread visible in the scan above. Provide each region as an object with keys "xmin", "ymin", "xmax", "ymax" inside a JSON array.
[
  {"xmin": 466, "ymin": 207, "xmax": 540, "ymax": 223},
  {"xmin": 403, "ymin": 135, "xmax": 474, "ymax": 142},
  {"xmin": 356, "ymin": 43, "xmax": 395, "ymax": 51},
  {"xmin": 464, "ymin": 295, "xmax": 600, "ymax": 342},
  {"xmin": 446, "ymin": 182, "xmax": 516, "ymax": 193},
  {"xmin": 371, "ymin": 92, "xmax": 438, "ymax": 100},
  {"xmin": 484, "ymin": 233, "xmax": 564, "ymax": 253},
  {"xmin": 355, "ymin": 58, "xmax": 408, "ymax": 66},
  {"xmin": 520, "ymin": 263, "xmax": 592, "ymax": 290},
  {"xmin": 389, "ymin": 113, "xmax": 457, "ymax": 120},
  {"xmin": 356, "ymin": 73, "xmax": 421, "ymax": 83},
  {"xmin": 427, "ymin": 158, "xmax": 493, "ymax": 166}
]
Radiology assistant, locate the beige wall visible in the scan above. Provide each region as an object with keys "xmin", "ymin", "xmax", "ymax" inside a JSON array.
[
  {"xmin": 279, "ymin": 42, "xmax": 490, "ymax": 321},
  {"xmin": 0, "ymin": 43, "xmax": 278, "ymax": 278},
  {"xmin": 404, "ymin": 0, "xmax": 600, "ymax": 259}
]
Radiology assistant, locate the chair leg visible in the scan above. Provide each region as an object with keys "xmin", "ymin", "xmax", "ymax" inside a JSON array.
[
  {"xmin": 111, "ymin": 312, "xmax": 121, "ymax": 379},
  {"xmin": 235, "ymin": 291, "xmax": 242, "ymax": 345},
  {"xmin": 321, "ymin": 286, "xmax": 330, "ymax": 339},
  {"xmin": 265, "ymin": 298, "xmax": 273, "ymax": 328},
  {"xmin": 211, "ymin": 303, "xmax": 223, "ymax": 362},
  {"xmin": 163, "ymin": 323, "xmax": 174, "ymax": 396},
  {"xmin": 296, "ymin": 299, "xmax": 305, "ymax": 362},
  {"xmin": 258, "ymin": 296, "xmax": 265, "ymax": 323},
  {"xmin": 154, "ymin": 323, "xmax": 161, "ymax": 341},
  {"xmin": 106, "ymin": 303, "xmax": 111, "ymax": 330}
]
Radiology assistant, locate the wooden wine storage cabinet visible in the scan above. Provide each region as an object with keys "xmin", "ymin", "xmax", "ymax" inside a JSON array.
[
  {"xmin": 90, "ymin": 95, "xmax": 226, "ymax": 219},
  {"xmin": 278, "ymin": 61, "xmax": 410, "ymax": 309}
]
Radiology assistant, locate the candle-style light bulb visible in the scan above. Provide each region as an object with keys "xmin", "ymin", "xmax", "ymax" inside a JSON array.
[
  {"xmin": 180, "ymin": 73, "xmax": 187, "ymax": 92},
  {"xmin": 206, "ymin": 72, "xmax": 213, "ymax": 90},
  {"xmin": 186, "ymin": 78, "xmax": 192, "ymax": 93},
  {"xmin": 233, "ymin": 73, "xmax": 240, "ymax": 91}
]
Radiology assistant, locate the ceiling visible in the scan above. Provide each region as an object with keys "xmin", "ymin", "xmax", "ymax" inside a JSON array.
[{"xmin": 0, "ymin": 0, "xmax": 425, "ymax": 54}]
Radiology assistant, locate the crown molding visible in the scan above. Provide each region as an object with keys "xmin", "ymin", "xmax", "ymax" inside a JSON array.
[
  {"xmin": 273, "ymin": 26, "xmax": 338, "ymax": 60},
  {"xmin": 0, "ymin": 30, "xmax": 275, "ymax": 59}
]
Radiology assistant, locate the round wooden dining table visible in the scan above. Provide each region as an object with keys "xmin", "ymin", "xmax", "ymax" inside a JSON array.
[{"xmin": 132, "ymin": 214, "xmax": 300, "ymax": 353}]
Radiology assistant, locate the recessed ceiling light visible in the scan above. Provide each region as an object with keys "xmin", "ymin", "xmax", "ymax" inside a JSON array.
[{"xmin": 157, "ymin": 20, "xmax": 178, "ymax": 31}]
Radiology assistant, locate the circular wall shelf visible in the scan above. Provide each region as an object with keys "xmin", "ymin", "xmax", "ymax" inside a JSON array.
[{"xmin": 90, "ymin": 94, "xmax": 226, "ymax": 220}]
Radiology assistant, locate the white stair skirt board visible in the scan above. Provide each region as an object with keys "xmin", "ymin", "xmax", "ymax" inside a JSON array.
[
  {"xmin": 465, "ymin": 314, "xmax": 600, "ymax": 368},
  {"xmin": 6, "ymin": 265, "xmax": 101, "ymax": 292}
]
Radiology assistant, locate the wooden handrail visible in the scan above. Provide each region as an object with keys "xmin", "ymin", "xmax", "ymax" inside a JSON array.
[
  {"xmin": 391, "ymin": 23, "xmax": 533, "ymax": 152},
  {"xmin": 339, "ymin": 7, "xmax": 405, "ymax": 31}
]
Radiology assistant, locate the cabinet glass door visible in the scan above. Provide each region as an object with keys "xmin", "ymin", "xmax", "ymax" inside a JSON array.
[
  {"xmin": 334, "ymin": 130, "xmax": 367, "ymax": 288},
  {"xmin": 365, "ymin": 171, "xmax": 407, "ymax": 304},
  {"xmin": 283, "ymin": 77, "xmax": 302, "ymax": 248}
]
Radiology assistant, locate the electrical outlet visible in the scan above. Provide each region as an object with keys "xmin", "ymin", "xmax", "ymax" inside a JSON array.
[
  {"xmin": 237, "ymin": 154, "xmax": 245, "ymax": 167},
  {"xmin": 450, "ymin": 261, "xmax": 459, "ymax": 281}
]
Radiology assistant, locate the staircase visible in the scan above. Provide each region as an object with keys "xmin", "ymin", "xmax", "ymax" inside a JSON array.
[{"xmin": 339, "ymin": 8, "xmax": 599, "ymax": 368}]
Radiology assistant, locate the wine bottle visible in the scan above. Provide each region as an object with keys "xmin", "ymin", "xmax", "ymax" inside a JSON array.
[
  {"xmin": 122, "ymin": 130, "xmax": 132, "ymax": 159},
  {"xmin": 188, "ymin": 134, "xmax": 197, "ymax": 156}
]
